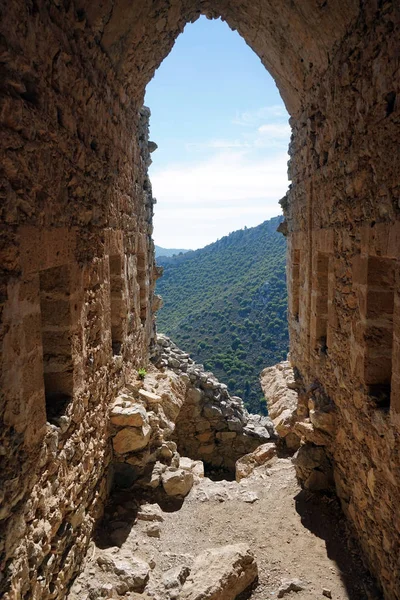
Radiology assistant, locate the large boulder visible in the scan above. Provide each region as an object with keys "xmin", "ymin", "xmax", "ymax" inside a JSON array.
[
  {"xmin": 97, "ymin": 555, "xmax": 150, "ymax": 593},
  {"xmin": 180, "ymin": 456, "xmax": 205, "ymax": 479},
  {"xmin": 180, "ymin": 544, "xmax": 258, "ymax": 600},
  {"xmin": 112, "ymin": 424, "xmax": 151, "ymax": 454},
  {"xmin": 235, "ymin": 442, "xmax": 277, "ymax": 482},
  {"xmin": 110, "ymin": 403, "xmax": 148, "ymax": 427},
  {"xmin": 162, "ymin": 467, "xmax": 194, "ymax": 497}
]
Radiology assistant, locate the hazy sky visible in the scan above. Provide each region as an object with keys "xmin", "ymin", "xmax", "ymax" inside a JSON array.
[{"xmin": 145, "ymin": 16, "xmax": 290, "ymax": 250}]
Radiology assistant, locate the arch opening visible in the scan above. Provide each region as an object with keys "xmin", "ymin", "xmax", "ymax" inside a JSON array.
[
  {"xmin": 145, "ymin": 15, "xmax": 290, "ymax": 414},
  {"xmin": 0, "ymin": 1, "xmax": 399, "ymax": 598}
]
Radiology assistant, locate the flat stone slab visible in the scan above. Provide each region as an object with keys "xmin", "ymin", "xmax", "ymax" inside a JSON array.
[
  {"xmin": 139, "ymin": 389, "xmax": 162, "ymax": 404},
  {"xmin": 110, "ymin": 404, "xmax": 148, "ymax": 427},
  {"xmin": 180, "ymin": 543, "xmax": 258, "ymax": 600}
]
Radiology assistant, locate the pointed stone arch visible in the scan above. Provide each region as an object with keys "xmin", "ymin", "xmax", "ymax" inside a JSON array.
[{"xmin": 0, "ymin": 1, "xmax": 400, "ymax": 598}]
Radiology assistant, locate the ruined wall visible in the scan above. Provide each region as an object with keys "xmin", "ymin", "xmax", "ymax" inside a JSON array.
[
  {"xmin": 284, "ymin": 3, "xmax": 400, "ymax": 597},
  {"xmin": 0, "ymin": 0, "xmax": 399, "ymax": 598},
  {"xmin": 154, "ymin": 335, "xmax": 275, "ymax": 471},
  {"xmin": 0, "ymin": 6, "xmax": 158, "ymax": 595}
]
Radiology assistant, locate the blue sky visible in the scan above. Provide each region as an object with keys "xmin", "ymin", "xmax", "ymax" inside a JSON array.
[{"xmin": 145, "ymin": 16, "xmax": 290, "ymax": 250}]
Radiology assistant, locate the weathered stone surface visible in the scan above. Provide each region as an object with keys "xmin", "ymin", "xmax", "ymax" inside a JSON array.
[
  {"xmin": 309, "ymin": 409, "xmax": 336, "ymax": 434},
  {"xmin": 293, "ymin": 420, "xmax": 330, "ymax": 446},
  {"xmin": 236, "ymin": 443, "xmax": 277, "ymax": 482},
  {"xmin": 180, "ymin": 544, "xmax": 258, "ymax": 600},
  {"xmin": 162, "ymin": 468, "xmax": 194, "ymax": 497},
  {"xmin": 163, "ymin": 565, "xmax": 191, "ymax": 591},
  {"xmin": 137, "ymin": 503, "xmax": 164, "ymax": 522},
  {"xmin": 292, "ymin": 444, "xmax": 334, "ymax": 491},
  {"xmin": 97, "ymin": 555, "xmax": 150, "ymax": 592},
  {"xmin": 139, "ymin": 389, "xmax": 162, "ymax": 404},
  {"xmin": 277, "ymin": 578, "xmax": 306, "ymax": 597},
  {"xmin": 155, "ymin": 336, "xmax": 276, "ymax": 471},
  {"xmin": 110, "ymin": 404, "xmax": 148, "ymax": 427},
  {"xmin": 1, "ymin": 1, "xmax": 399, "ymax": 597},
  {"xmin": 260, "ymin": 362, "xmax": 300, "ymax": 441},
  {"xmin": 113, "ymin": 425, "xmax": 151, "ymax": 454},
  {"xmin": 180, "ymin": 457, "xmax": 205, "ymax": 479}
]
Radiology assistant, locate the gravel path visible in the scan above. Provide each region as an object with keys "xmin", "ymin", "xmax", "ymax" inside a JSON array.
[{"xmin": 68, "ymin": 458, "xmax": 381, "ymax": 600}]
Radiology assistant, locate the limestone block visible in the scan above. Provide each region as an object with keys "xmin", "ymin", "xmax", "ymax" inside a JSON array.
[
  {"xmin": 112, "ymin": 424, "xmax": 151, "ymax": 454},
  {"xmin": 143, "ymin": 461, "xmax": 166, "ymax": 489},
  {"xmin": 97, "ymin": 555, "xmax": 150, "ymax": 592},
  {"xmin": 284, "ymin": 432, "xmax": 301, "ymax": 451},
  {"xmin": 186, "ymin": 387, "xmax": 203, "ymax": 404},
  {"xmin": 227, "ymin": 418, "xmax": 243, "ymax": 432},
  {"xmin": 243, "ymin": 425, "xmax": 271, "ymax": 442},
  {"xmin": 235, "ymin": 443, "xmax": 277, "ymax": 482},
  {"xmin": 139, "ymin": 389, "xmax": 162, "ymax": 405},
  {"xmin": 192, "ymin": 461, "xmax": 205, "ymax": 478},
  {"xmin": 162, "ymin": 468, "xmax": 194, "ymax": 497},
  {"xmin": 260, "ymin": 362, "xmax": 299, "ymax": 437},
  {"xmin": 180, "ymin": 456, "xmax": 204, "ymax": 478},
  {"xmin": 292, "ymin": 444, "xmax": 327, "ymax": 473},
  {"xmin": 278, "ymin": 578, "xmax": 306, "ymax": 597},
  {"xmin": 110, "ymin": 404, "xmax": 148, "ymax": 427},
  {"xmin": 293, "ymin": 420, "xmax": 329, "ymax": 446},
  {"xmin": 203, "ymin": 404, "xmax": 223, "ymax": 418},
  {"xmin": 160, "ymin": 391, "xmax": 182, "ymax": 421},
  {"xmin": 162, "ymin": 565, "xmax": 191, "ymax": 591},
  {"xmin": 274, "ymin": 408, "xmax": 296, "ymax": 438},
  {"xmin": 180, "ymin": 544, "xmax": 258, "ymax": 600},
  {"xmin": 137, "ymin": 503, "xmax": 164, "ymax": 522},
  {"xmin": 195, "ymin": 420, "xmax": 211, "ymax": 433},
  {"xmin": 309, "ymin": 409, "xmax": 336, "ymax": 434},
  {"xmin": 159, "ymin": 444, "xmax": 174, "ymax": 460}
]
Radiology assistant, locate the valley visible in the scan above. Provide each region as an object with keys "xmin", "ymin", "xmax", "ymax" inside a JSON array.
[{"xmin": 156, "ymin": 216, "xmax": 288, "ymax": 413}]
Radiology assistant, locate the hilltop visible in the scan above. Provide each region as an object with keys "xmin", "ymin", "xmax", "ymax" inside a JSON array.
[
  {"xmin": 155, "ymin": 245, "xmax": 191, "ymax": 258},
  {"xmin": 156, "ymin": 216, "xmax": 288, "ymax": 413}
]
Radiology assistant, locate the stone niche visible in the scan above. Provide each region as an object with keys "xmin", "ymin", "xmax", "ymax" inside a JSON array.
[{"xmin": 0, "ymin": 1, "xmax": 399, "ymax": 599}]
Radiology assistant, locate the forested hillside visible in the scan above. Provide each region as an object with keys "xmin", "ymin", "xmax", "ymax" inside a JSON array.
[{"xmin": 156, "ymin": 216, "xmax": 288, "ymax": 413}]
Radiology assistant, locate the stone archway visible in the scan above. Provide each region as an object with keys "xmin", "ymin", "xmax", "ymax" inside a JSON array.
[{"xmin": 0, "ymin": 1, "xmax": 399, "ymax": 598}]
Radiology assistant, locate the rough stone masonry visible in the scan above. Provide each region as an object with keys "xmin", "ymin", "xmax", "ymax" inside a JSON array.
[{"xmin": 0, "ymin": 1, "xmax": 399, "ymax": 599}]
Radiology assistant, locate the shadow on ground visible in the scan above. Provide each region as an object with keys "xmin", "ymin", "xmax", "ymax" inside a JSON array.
[
  {"xmin": 203, "ymin": 464, "xmax": 236, "ymax": 482},
  {"xmin": 295, "ymin": 490, "xmax": 383, "ymax": 600},
  {"xmin": 94, "ymin": 485, "xmax": 185, "ymax": 549}
]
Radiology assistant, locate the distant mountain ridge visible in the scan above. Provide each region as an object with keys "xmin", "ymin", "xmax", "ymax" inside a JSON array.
[
  {"xmin": 155, "ymin": 245, "xmax": 191, "ymax": 258},
  {"xmin": 156, "ymin": 216, "xmax": 288, "ymax": 413}
]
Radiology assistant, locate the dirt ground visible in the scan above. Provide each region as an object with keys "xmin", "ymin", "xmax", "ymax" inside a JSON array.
[{"xmin": 68, "ymin": 458, "xmax": 382, "ymax": 600}]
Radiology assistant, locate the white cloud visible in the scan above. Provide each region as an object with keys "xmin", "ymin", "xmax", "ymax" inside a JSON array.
[
  {"xmin": 151, "ymin": 104, "xmax": 291, "ymax": 248},
  {"xmin": 232, "ymin": 105, "xmax": 288, "ymax": 127},
  {"xmin": 185, "ymin": 139, "xmax": 247, "ymax": 150},
  {"xmin": 257, "ymin": 123, "xmax": 291, "ymax": 138},
  {"xmin": 151, "ymin": 149, "xmax": 289, "ymax": 248}
]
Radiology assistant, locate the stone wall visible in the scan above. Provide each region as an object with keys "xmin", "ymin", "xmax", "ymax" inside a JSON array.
[
  {"xmin": 1, "ymin": 1, "xmax": 399, "ymax": 598},
  {"xmin": 104, "ymin": 336, "xmax": 275, "ymax": 497},
  {"xmin": 0, "ymin": 43, "xmax": 158, "ymax": 594},
  {"xmin": 154, "ymin": 335, "xmax": 276, "ymax": 471},
  {"xmin": 282, "ymin": 3, "xmax": 400, "ymax": 597}
]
